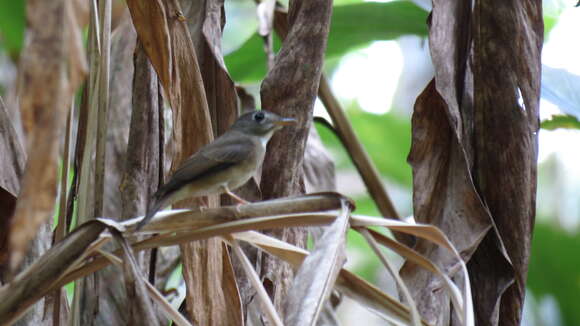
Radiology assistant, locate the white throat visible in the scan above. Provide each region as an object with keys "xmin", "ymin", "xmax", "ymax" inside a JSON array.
[{"xmin": 260, "ymin": 130, "xmax": 275, "ymax": 147}]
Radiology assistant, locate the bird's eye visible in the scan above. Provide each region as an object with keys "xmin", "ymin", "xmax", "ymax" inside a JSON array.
[{"xmin": 253, "ymin": 111, "xmax": 265, "ymax": 122}]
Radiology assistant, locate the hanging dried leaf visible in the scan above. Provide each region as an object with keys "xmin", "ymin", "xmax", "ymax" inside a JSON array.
[
  {"xmin": 198, "ymin": 0, "xmax": 239, "ymax": 136},
  {"xmin": 0, "ymin": 97, "xmax": 26, "ymax": 272},
  {"xmin": 8, "ymin": 0, "xmax": 87, "ymax": 272},
  {"xmin": 126, "ymin": 0, "xmax": 213, "ymax": 164},
  {"xmin": 470, "ymin": 1, "xmax": 541, "ymax": 324},
  {"xmin": 125, "ymin": 0, "xmax": 172, "ymax": 101},
  {"xmin": 111, "ymin": 230, "xmax": 159, "ymax": 326},
  {"xmin": 283, "ymin": 202, "xmax": 349, "ymax": 325},
  {"xmin": 401, "ymin": 81, "xmax": 492, "ymax": 325},
  {"xmin": 404, "ymin": 0, "xmax": 543, "ymax": 324}
]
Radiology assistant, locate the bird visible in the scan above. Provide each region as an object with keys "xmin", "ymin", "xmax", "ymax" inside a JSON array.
[{"xmin": 135, "ymin": 110, "xmax": 295, "ymax": 230}]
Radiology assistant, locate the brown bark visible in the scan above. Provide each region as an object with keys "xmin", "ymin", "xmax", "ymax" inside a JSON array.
[
  {"xmin": 259, "ymin": 0, "xmax": 333, "ymax": 315},
  {"xmin": 104, "ymin": 15, "xmax": 137, "ymax": 218},
  {"xmin": 120, "ymin": 41, "xmax": 161, "ymax": 220}
]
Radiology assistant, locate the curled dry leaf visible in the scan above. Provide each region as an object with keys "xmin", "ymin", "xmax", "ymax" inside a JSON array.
[
  {"xmin": 364, "ymin": 228, "xmax": 465, "ymax": 323},
  {"xmin": 406, "ymin": 0, "xmax": 542, "ymax": 324},
  {"xmin": 0, "ymin": 97, "xmax": 26, "ymax": 271},
  {"xmin": 283, "ymin": 201, "xmax": 349, "ymax": 326},
  {"xmin": 110, "ymin": 230, "xmax": 159, "ymax": 326},
  {"xmin": 107, "ymin": 16, "xmax": 138, "ymax": 218},
  {"xmin": 198, "ymin": 0, "xmax": 239, "ymax": 136},
  {"xmin": 233, "ymin": 231, "xmax": 429, "ymax": 326},
  {"xmin": 260, "ymin": 0, "xmax": 333, "ymax": 199},
  {"xmin": 469, "ymin": 2, "xmax": 542, "ymax": 324},
  {"xmin": 120, "ymin": 40, "xmax": 161, "ymax": 219},
  {"xmin": 358, "ymin": 228, "xmax": 422, "ymax": 326},
  {"xmin": 400, "ymin": 81, "xmax": 492, "ymax": 325},
  {"xmin": 352, "ymin": 214, "xmax": 475, "ymax": 326},
  {"xmin": 126, "ymin": 0, "xmax": 213, "ymax": 164},
  {"xmin": 128, "ymin": 193, "xmax": 347, "ymax": 233}
]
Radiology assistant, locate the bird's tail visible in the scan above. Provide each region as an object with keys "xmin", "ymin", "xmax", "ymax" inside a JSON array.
[{"xmin": 135, "ymin": 191, "xmax": 166, "ymax": 230}]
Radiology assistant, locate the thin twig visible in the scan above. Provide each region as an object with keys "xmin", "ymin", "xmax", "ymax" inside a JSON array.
[{"xmin": 317, "ymin": 76, "xmax": 400, "ymax": 221}]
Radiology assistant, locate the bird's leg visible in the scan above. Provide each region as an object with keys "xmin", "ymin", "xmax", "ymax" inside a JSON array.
[{"xmin": 223, "ymin": 186, "xmax": 250, "ymax": 212}]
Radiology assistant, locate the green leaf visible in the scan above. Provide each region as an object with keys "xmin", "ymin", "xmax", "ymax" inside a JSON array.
[
  {"xmin": 348, "ymin": 109, "xmax": 412, "ymax": 186},
  {"xmin": 0, "ymin": 0, "xmax": 25, "ymax": 55},
  {"xmin": 527, "ymin": 223, "xmax": 580, "ymax": 326},
  {"xmin": 225, "ymin": 1, "xmax": 428, "ymax": 83},
  {"xmin": 326, "ymin": 1, "xmax": 428, "ymax": 58},
  {"xmin": 315, "ymin": 107, "xmax": 413, "ymax": 187},
  {"xmin": 540, "ymin": 115, "xmax": 580, "ymax": 130}
]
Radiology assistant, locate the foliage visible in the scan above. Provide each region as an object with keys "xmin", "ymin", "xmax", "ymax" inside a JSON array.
[
  {"xmin": 315, "ymin": 107, "xmax": 413, "ymax": 187},
  {"xmin": 225, "ymin": 1, "xmax": 428, "ymax": 83},
  {"xmin": 0, "ymin": 0, "xmax": 25, "ymax": 56},
  {"xmin": 527, "ymin": 222, "xmax": 580, "ymax": 326},
  {"xmin": 540, "ymin": 114, "xmax": 580, "ymax": 130}
]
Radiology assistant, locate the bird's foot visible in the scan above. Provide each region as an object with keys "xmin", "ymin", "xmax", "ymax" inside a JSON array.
[{"xmin": 224, "ymin": 187, "xmax": 251, "ymax": 206}]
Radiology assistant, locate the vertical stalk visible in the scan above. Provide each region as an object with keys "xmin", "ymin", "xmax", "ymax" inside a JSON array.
[{"xmin": 94, "ymin": 0, "xmax": 112, "ymax": 218}]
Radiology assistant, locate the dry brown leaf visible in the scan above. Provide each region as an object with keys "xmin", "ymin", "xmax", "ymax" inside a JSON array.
[
  {"xmin": 363, "ymin": 228, "xmax": 464, "ymax": 323},
  {"xmin": 93, "ymin": 0, "xmax": 113, "ymax": 218},
  {"xmin": 283, "ymin": 201, "xmax": 349, "ymax": 326},
  {"xmin": 9, "ymin": 0, "xmax": 87, "ymax": 272},
  {"xmin": 400, "ymin": 80, "xmax": 493, "ymax": 325},
  {"xmin": 111, "ymin": 229, "xmax": 159, "ymax": 326},
  {"xmin": 221, "ymin": 242, "xmax": 245, "ymax": 326},
  {"xmin": 351, "ymin": 215, "xmax": 475, "ymax": 325},
  {"xmin": 409, "ymin": 0, "xmax": 542, "ymax": 324},
  {"xmin": 233, "ymin": 231, "xmax": 429, "ymax": 326},
  {"xmin": 358, "ymin": 228, "xmax": 422, "ymax": 326},
  {"xmin": 198, "ymin": 0, "xmax": 239, "ymax": 137},
  {"xmin": 107, "ymin": 15, "xmax": 138, "ymax": 218},
  {"xmin": 227, "ymin": 235, "xmax": 283, "ymax": 326},
  {"xmin": 0, "ymin": 221, "xmax": 107, "ymax": 325},
  {"xmin": 0, "ymin": 97, "xmax": 26, "ymax": 271},
  {"xmin": 129, "ymin": 193, "xmax": 345, "ymax": 233},
  {"xmin": 469, "ymin": 2, "xmax": 542, "ymax": 324},
  {"xmin": 125, "ymin": 0, "xmax": 172, "ymax": 101}
]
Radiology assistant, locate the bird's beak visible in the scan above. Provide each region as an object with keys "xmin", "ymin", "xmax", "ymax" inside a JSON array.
[{"xmin": 273, "ymin": 117, "xmax": 297, "ymax": 126}]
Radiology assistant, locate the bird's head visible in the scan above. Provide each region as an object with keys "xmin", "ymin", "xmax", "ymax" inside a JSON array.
[{"xmin": 232, "ymin": 110, "xmax": 296, "ymax": 137}]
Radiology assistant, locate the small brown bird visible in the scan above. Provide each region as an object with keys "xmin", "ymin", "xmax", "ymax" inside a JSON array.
[{"xmin": 136, "ymin": 110, "xmax": 295, "ymax": 230}]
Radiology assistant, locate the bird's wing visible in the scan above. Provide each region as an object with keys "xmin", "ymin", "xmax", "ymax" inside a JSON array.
[
  {"xmin": 137, "ymin": 133, "xmax": 255, "ymax": 230},
  {"xmin": 159, "ymin": 135, "xmax": 254, "ymax": 196}
]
